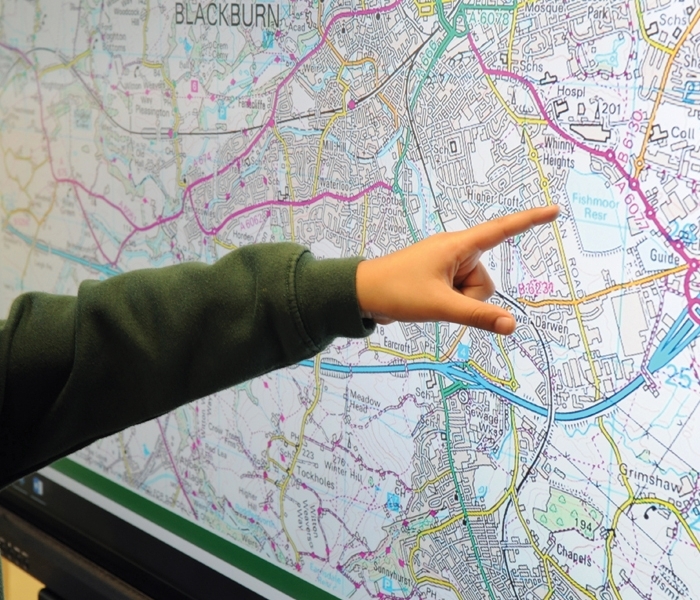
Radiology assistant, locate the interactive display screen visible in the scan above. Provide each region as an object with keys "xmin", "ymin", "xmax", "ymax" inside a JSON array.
[{"xmin": 1, "ymin": 0, "xmax": 700, "ymax": 598}]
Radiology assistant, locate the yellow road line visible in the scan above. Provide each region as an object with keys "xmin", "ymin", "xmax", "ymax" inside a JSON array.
[
  {"xmin": 522, "ymin": 131, "xmax": 601, "ymax": 400},
  {"xmin": 480, "ymin": 53, "xmax": 597, "ymax": 405},
  {"xmin": 365, "ymin": 341, "xmax": 439, "ymax": 362},
  {"xmin": 598, "ymin": 417, "xmax": 633, "ymax": 498},
  {"xmin": 465, "ymin": 327, "xmax": 519, "ymax": 391},
  {"xmin": 267, "ymin": 458, "xmax": 286, "ymax": 474},
  {"xmin": 635, "ymin": 10, "xmax": 700, "ymax": 178},
  {"xmin": 440, "ymin": 326, "xmax": 467, "ymax": 360},
  {"xmin": 468, "ymin": 358, "xmax": 515, "ymax": 388},
  {"xmin": 312, "ymin": 44, "xmax": 377, "ymax": 197},
  {"xmin": 409, "ymin": 408, "xmax": 519, "ymax": 594},
  {"xmin": 468, "ymin": 407, "xmax": 520, "ymax": 517},
  {"xmin": 408, "ymin": 514, "xmax": 464, "ymax": 599},
  {"xmin": 1, "ymin": 148, "xmax": 56, "ymax": 282},
  {"xmin": 40, "ymin": 48, "xmax": 91, "ymax": 77},
  {"xmin": 312, "ymin": 101, "xmax": 346, "ymax": 198},
  {"xmin": 142, "ymin": 60, "xmax": 186, "ymax": 188},
  {"xmin": 605, "ymin": 495, "xmax": 633, "ymax": 600},
  {"xmin": 214, "ymin": 238, "xmax": 238, "ymax": 250},
  {"xmin": 512, "ymin": 497, "xmax": 597, "ymax": 599},
  {"xmin": 271, "ymin": 126, "xmax": 296, "ymax": 240},
  {"xmin": 497, "ymin": 335, "xmax": 518, "ymax": 390},
  {"xmin": 269, "ymin": 434, "xmax": 296, "ymax": 447},
  {"xmin": 414, "ymin": 470, "xmax": 451, "ymax": 494},
  {"xmin": 367, "ymin": 325, "xmax": 468, "ymax": 363},
  {"xmin": 412, "ymin": 0, "xmax": 436, "ymax": 18},
  {"xmin": 506, "ymin": 0, "xmax": 522, "ymax": 72},
  {"xmin": 414, "ymin": 575, "xmax": 463, "ymax": 598},
  {"xmin": 634, "ymin": 0, "xmax": 672, "ymax": 55},
  {"xmin": 378, "ymin": 91, "xmax": 403, "ymax": 156},
  {"xmin": 482, "ymin": 73, "xmax": 547, "ymax": 126},
  {"xmin": 279, "ymin": 356, "xmax": 323, "ymax": 566},
  {"xmin": 605, "ymin": 482, "xmax": 700, "ymax": 595},
  {"xmin": 634, "ymin": 497, "xmax": 700, "ymax": 551}
]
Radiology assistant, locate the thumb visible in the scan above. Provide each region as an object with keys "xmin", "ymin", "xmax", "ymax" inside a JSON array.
[{"xmin": 435, "ymin": 290, "xmax": 516, "ymax": 334}]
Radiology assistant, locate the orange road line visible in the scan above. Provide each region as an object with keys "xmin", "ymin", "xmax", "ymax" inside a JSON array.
[
  {"xmin": 519, "ymin": 264, "xmax": 687, "ymax": 308},
  {"xmin": 635, "ymin": 10, "xmax": 700, "ymax": 178}
]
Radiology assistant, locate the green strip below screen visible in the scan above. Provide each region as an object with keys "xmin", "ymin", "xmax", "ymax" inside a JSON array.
[{"xmin": 51, "ymin": 458, "xmax": 337, "ymax": 600}]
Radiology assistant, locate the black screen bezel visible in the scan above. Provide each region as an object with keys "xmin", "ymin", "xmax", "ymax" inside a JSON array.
[{"xmin": 0, "ymin": 473, "xmax": 266, "ymax": 600}]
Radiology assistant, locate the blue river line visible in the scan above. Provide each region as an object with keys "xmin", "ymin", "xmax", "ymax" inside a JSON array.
[
  {"xmin": 647, "ymin": 305, "xmax": 700, "ymax": 373},
  {"xmin": 7, "ymin": 221, "xmax": 697, "ymax": 422},
  {"xmin": 5, "ymin": 225, "xmax": 121, "ymax": 277},
  {"xmin": 300, "ymin": 304, "xmax": 699, "ymax": 422}
]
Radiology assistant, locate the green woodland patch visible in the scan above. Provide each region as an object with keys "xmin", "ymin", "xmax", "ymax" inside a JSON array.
[{"xmin": 532, "ymin": 489, "xmax": 603, "ymax": 541}]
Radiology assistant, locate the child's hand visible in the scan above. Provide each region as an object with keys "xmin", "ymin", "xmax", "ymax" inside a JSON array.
[{"xmin": 355, "ymin": 205, "xmax": 560, "ymax": 335}]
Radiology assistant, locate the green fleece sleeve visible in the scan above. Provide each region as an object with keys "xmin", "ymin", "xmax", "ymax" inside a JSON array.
[{"xmin": 0, "ymin": 242, "xmax": 374, "ymax": 488}]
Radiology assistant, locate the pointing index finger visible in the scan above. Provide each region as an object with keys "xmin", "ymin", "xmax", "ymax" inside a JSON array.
[{"xmin": 464, "ymin": 205, "xmax": 560, "ymax": 253}]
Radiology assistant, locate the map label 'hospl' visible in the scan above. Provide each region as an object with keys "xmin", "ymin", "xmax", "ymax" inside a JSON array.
[{"xmin": 174, "ymin": 3, "xmax": 280, "ymax": 27}]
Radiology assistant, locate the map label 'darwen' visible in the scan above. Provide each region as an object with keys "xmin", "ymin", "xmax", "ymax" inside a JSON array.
[{"xmin": 175, "ymin": 2, "xmax": 280, "ymax": 27}]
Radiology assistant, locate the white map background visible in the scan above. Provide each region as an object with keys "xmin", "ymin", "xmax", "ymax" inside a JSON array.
[{"xmin": 1, "ymin": 0, "xmax": 700, "ymax": 598}]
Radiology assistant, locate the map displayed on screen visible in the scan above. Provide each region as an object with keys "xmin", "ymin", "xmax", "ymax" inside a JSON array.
[{"xmin": 2, "ymin": 0, "xmax": 700, "ymax": 598}]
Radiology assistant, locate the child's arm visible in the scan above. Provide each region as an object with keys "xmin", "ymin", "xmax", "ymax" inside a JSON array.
[
  {"xmin": 0, "ymin": 206, "xmax": 558, "ymax": 487},
  {"xmin": 0, "ymin": 243, "xmax": 371, "ymax": 487}
]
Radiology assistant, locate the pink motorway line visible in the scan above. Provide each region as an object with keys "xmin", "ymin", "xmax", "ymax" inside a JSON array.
[
  {"xmin": 1, "ymin": 41, "xmax": 176, "ymax": 264},
  {"xmin": 188, "ymin": 181, "xmax": 393, "ymax": 237},
  {"xmin": 466, "ymin": 34, "xmax": 700, "ymax": 322},
  {"xmin": 102, "ymin": 181, "xmax": 391, "ymax": 264},
  {"xmin": 180, "ymin": 0, "xmax": 405, "ymax": 206},
  {"xmin": 0, "ymin": 0, "xmax": 403, "ymax": 263},
  {"xmin": 91, "ymin": 181, "xmax": 391, "ymax": 265}
]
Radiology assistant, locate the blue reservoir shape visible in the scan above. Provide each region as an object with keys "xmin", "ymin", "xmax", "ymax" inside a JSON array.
[{"xmin": 566, "ymin": 169, "xmax": 625, "ymax": 253}]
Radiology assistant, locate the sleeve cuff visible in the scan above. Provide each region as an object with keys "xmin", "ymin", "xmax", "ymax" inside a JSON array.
[{"xmin": 293, "ymin": 251, "xmax": 375, "ymax": 350}]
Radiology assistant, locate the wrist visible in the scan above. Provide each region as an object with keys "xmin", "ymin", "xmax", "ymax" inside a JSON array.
[
  {"xmin": 355, "ymin": 259, "xmax": 375, "ymax": 315},
  {"xmin": 356, "ymin": 259, "xmax": 395, "ymax": 325}
]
